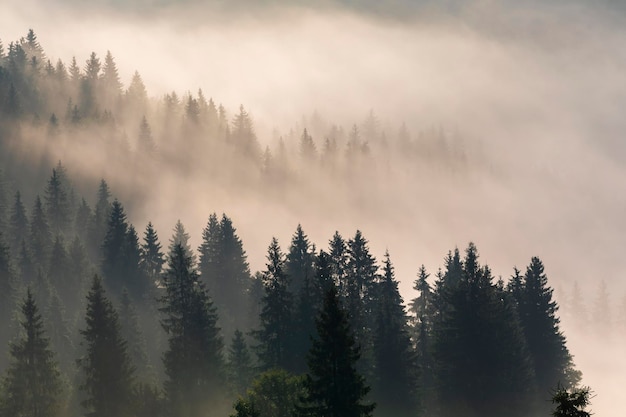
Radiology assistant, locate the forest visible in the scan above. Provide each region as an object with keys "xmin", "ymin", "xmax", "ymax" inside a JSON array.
[{"xmin": 0, "ymin": 28, "xmax": 607, "ymax": 417}]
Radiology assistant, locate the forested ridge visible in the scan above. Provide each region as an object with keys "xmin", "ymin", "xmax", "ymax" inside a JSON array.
[{"xmin": 0, "ymin": 29, "xmax": 595, "ymax": 417}]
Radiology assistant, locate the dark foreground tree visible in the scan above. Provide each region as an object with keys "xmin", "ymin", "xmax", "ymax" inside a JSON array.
[
  {"xmin": 1, "ymin": 289, "xmax": 64, "ymax": 417},
  {"xmin": 551, "ymin": 385, "xmax": 592, "ymax": 417},
  {"xmin": 298, "ymin": 285, "xmax": 375, "ymax": 417},
  {"xmin": 79, "ymin": 276, "xmax": 135, "ymax": 417},
  {"xmin": 160, "ymin": 244, "xmax": 224, "ymax": 417}
]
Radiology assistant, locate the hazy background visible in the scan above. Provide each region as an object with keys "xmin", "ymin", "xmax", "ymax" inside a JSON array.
[{"xmin": 2, "ymin": 0, "xmax": 625, "ymax": 415}]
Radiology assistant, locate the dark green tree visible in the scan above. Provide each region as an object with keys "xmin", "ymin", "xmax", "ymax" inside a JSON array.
[
  {"xmin": 119, "ymin": 289, "xmax": 150, "ymax": 381},
  {"xmin": 227, "ymin": 329, "xmax": 254, "ymax": 396},
  {"xmin": 285, "ymin": 224, "xmax": 315, "ymax": 296},
  {"xmin": 44, "ymin": 168, "xmax": 70, "ymax": 235},
  {"xmin": 298, "ymin": 285, "xmax": 375, "ymax": 417},
  {"xmin": 1, "ymin": 289, "xmax": 64, "ymax": 417},
  {"xmin": 29, "ymin": 196, "xmax": 52, "ymax": 268},
  {"xmin": 551, "ymin": 385, "xmax": 592, "ymax": 417},
  {"xmin": 160, "ymin": 244, "xmax": 224, "ymax": 417},
  {"xmin": 8, "ymin": 191, "xmax": 29, "ymax": 255},
  {"xmin": 89, "ymin": 180, "xmax": 111, "ymax": 260},
  {"xmin": 78, "ymin": 276, "xmax": 135, "ymax": 417},
  {"xmin": 328, "ymin": 231, "xmax": 348, "ymax": 297},
  {"xmin": 140, "ymin": 221, "xmax": 165, "ymax": 288},
  {"xmin": 371, "ymin": 252, "xmax": 417, "ymax": 417},
  {"xmin": 432, "ymin": 243, "xmax": 535, "ymax": 417},
  {"xmin": 253, "ymin": 238, "xmax": 294, "ymax": 371},
  {"xmin": 511, "ymin": 257, "xmax": 580, "ymax": 411}
]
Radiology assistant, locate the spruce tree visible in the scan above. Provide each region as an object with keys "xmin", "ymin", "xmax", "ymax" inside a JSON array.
[
  {"xmin": 511, "ymin": 257, "xmax": 580, "ymax": 411},
  {"xmin": 253, "ymin": 238, "xmax": 294, "ymax": 371},
  {"xmin": 227, "ymin": 330, "xmax": 254, "ymax": 396},
  {"xmin": 29, "ymin": 196, "xmax": 52, "ymax": 268},
  {"xmin": 0, "ymin": 232, "xmax": 16, "ymax": 369},
  {"xmin": 371, "ymin": 252, "xmax": 417, "ymax": 417},
  {"xmin": 140, "ymin": 221, "xmax": 165, "ymax": 288},
  {"xmin": 119, "ymin": 289, "xmax": 150, "ymax": 381},
  {"xmin": 285, "ymin": 224, "xmax": 315, "ymax": 297},
  {"xmin": 160, "ymin": 244, "xmax": 224, "ymax": 417},
  {"xmin": 298, "ymin": 285, "xmax": 375, "ymax": 417},
  {"xmin": 78, "ymin": 276, "xmax": 135, "ymax": 417},
  {"xmin": 8, "ymin": 191, "xmax": 28, "ymax": 255},
  {"xmin": 432, "ymin": 243, "xmax": 535, "ymax": 417},
  {"xmin": 1, "ymin": 289, "xmax": 64, "ymax": 417},
  {"xmin": 44, "ymin": 168, "xmax": 70, "ymax": 236}
]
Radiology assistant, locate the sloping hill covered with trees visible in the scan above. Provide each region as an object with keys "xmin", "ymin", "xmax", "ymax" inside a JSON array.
[{"xmin": 0, "ymin": 29, "xmax": 591, "ymax": 417}]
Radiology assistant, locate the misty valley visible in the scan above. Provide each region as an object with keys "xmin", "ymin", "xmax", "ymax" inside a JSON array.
[{"xmin": 0, "ymin": 24, "xmax": 616, "ymax": 417}]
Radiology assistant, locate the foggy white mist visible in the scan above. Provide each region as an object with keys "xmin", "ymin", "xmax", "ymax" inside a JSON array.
[{"xmin": 2, "ymin": 0, "xmax": 626, "ymax": 415}]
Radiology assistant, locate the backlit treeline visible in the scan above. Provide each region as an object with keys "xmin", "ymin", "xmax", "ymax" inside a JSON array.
[
  {"xmin": 0, "ymin": 29, "xmax": 592, "ymax": 417},
  {"xmin": 0, "ymin": 165, "xmax": 583, "ymax": 417}
]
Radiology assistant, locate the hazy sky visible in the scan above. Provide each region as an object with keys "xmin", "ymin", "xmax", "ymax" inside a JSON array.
[{"xmin": 2, "ymin": 1, "xmax": 625, "ymax": 415}]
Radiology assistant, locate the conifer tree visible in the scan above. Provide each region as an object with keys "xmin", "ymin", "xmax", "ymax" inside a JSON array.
[
  {"xmin": 197, "ymin": 214, "xmax": 251, "ymax": 334},
  {"xmin": 432, "ymin": 243, "xmax": 534, "ymax": 417},
  {"xmin": 8, "ymin": 191, "xmax": 28, "ymax": 254},
  {"xmin": 140, "ymin": 221, "xmax": 165, "ymax": 287},
  {"xmin": 1, "ymin": 289, "xmax": 64, "ymax": 417},
  {"xmin": 101, "ymin": 199, "xmax": 129, "ymax": 293},
  {"xmin": 371, "ymin": 252, "xmax": 417, "ymax": 417},
  {"xmin": 44, "ymin": 289, "xmax": 74, "ymax": 374},
  {"xmin": 285, "ymin": 224, "xmax": 315, "ymax": 296},
  {"xmin": 119, "ymin": 289, "xmax": 150, "ymax": 381},
  {"xmin": 411, "ymin": 264, "xmax": 434, "ymax": 411},
  {"xmin": 167, "ymin": 220, "xmax": 193, "ymax": 261},
  {"xmin": 328, "ymin": 231, "xmax": 348, "ymax": 296},
  {"xmin": 74, "ymin": 198, "xmax": 91, "ymax": 242},
  {"xmin": 78, "ymin": 276, "xmax": 135, "ymax": 417},
  {"xmin": 30, "ymin": 196, "xmax": 52, "ymax": 267},
  {"xmin": 44, "ymin": 168, "xmax": 70, "ymax": 235},
  {"xmin": 0, "ymin": 232, "xmax": 16, "ymax": 369},
  {"xmin": 227, "ymin": 330, "xmax": 254, "ymax": 396},
  {"xmin": 253, "ymin": 238, "xmax": 294, "ymax": 371},
  {"xmin": 89, "ymin": 180, "xmax": 111, "ymax": 259},
  {"xmin": 160, "ymin": 244, "xmax": 224, "ymax": 417},
  {"xmin": 298, "ymin": 285, "xmax": 375, "ymax": 417},
  {"xmin": 511, "ymin": 257, "xmax": 580, "ymax": 411}
]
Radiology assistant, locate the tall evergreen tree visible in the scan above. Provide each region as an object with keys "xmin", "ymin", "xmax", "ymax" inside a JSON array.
[
  {"xmin": 253, "ymin": 238, "xmax": 294, "ymax": 371},
  {"xmin": 167, "ymin": 220, "xmax": 193, "ymax": 261},
  {"xmin": 511, "ymin": 257, "xmax": 580, "ymax": 411},
  {"xmin": 78, "ymin": 276, "xmax": 135, "ymax": 417},
  {"xmin": 160, "ymin": 244, "xmax": 224, "ymax": 417},
  {"xmin": 410, "ymin": 264, "xmax": 434, "ymax": 412},
  {"xmin": 298, "ymin": 285, "xmax": 375, "ymax": 417},
  {"xmin": 101, "ymin": 199, "xmax": 128, "ymax": 294},
  {"xmin": 1, "ymin": 289, "xmax": 64, "ymax": 417},
  {"xmin": 119, "ymin": 289, "xmax": 150, "ymax": 381},
  {"xmin": 432, "ymin": 243, "xmax": 535, "ymax": 417},
  {"xmin": 328, "ymin": 231, "xmax": 348, "ymax": 297},
  {"xmin": 8, "ymin": 191, "xmax": 28, "ymax": 255},
  {"xmin": 227, "ymin": 330, "xmax": 254, "ymax": 396},
  {"xmin": 89, "ymin": 180, "xmax": 111, "ymax": 260},
  {"xmin": 140, "ymin": 222, "xmax": 165, "ymax": 288},
  {"xmin": 371, "ymin": 252, "xmax": 417, "ymax": 417},
  {"xmin": 29, "ymin": 196, "xmax": 52, "ymax": 268},
  {"xmin": 285, "ymin": 224, "xmax": 315, "ymax": 296},
  {"xmin": 44, "ymin": 168, "xmax": 70, "ymax": 235}
]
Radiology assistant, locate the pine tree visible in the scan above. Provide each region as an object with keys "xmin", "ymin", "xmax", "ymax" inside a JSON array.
[
  {"xmin": 44, "ymin": 290, "xmax": 74, "ymax": 374},
  {"xmin": 119, "ymin": 289, "xmax": 150, "ymax": 381},
  {"xmin": 328, "ymin": 231, "xmax": 348, "ymax": 297},
  {"xmin": 432, "ymin": 243, "xmax": 535, "ymax": 417},
  {"xmin": 227, "ymin": 330, "xmax": 254, "ymax": 396},
  {"xmin": 44, "ymin": 168, "xmax": 70, "ymax": 235},
  {"xmin": 0, "ymin": 232, "xmax": 16, "ymax": 370},
  {"xmin": 29, "ymin": 196, "xmax": 52, "ymax": 268},
  {"xmin": 285, "ymin": 224, "xmax": 315, "ymax": 296},
  {"xmin": 199, "ymin": 213, "xmax": 251, "ymax": 335},
  {"xmin": 8, "ymin": 191, "xmax": 29, "ymax": 255},
  {"xmin": 74, "ymin": 198, "xmax": 92, "ymax": 242},
  {"xmin": 137, "ymin": 116, "xmax": 156, "ymax": 155},
  {"xmin": 410, "ymin": 264, "xmax": 434, "ymax": 412},
  {"xmin": 101, "ymin": 199, "xmax": 128, "ymax": 294},
  {"xmin": 1, "ymin": 289, "xmax": 64, "ymax": 417},
  {"xmin": 47, "ymin": 235, "xmax": 74, "ymax": 309},
  {"xmin": 78, "ymin": 276, "xmax": 135, "ymax": 417},
  {"xmin": 89, "ymin": 180, "xmax": 111, "ymax": 259},
  {"xmin": 167, "ymin": 220, "xmax": 193, "ymax": 261},
  {"xmin": 160, "ymin": 244, "xmax": 224, "ymax": 417},
  {"xmin": 551, "ymin": 385, "xmax": 592, "ymax": 417},
  {"xmin": 298, "ymin": 285, "xmax": 375, "ymax": 417},
  {"xmin": 511, "ymin": 257, "xmax": 580, "ymax": 410},
  {"xmin": 140, "ymin": 222, "xmax": 165, "ymax": 288},
  {"xmin": 371, "ymin": 252, "xmax": 417, "ymax": 417},
  {"xmin": 253, "ymin": 238, "xmax": 294, "ymax": 371}
]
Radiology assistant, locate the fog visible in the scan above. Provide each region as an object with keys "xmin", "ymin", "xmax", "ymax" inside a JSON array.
[{"xmin": 2, "ymin": 0, "xmax": 626, "ymax": 415}]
